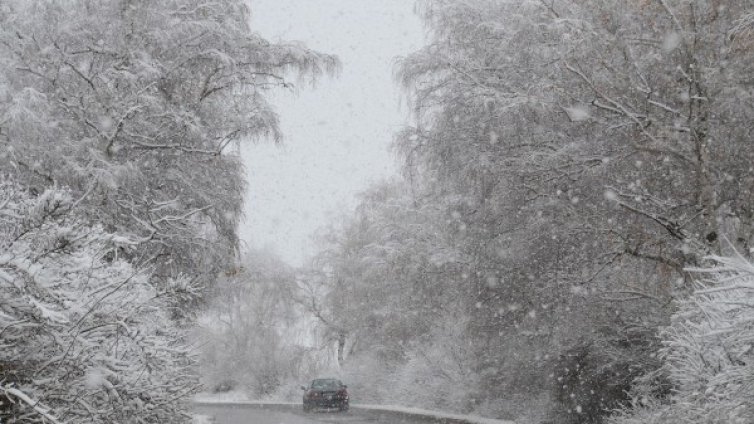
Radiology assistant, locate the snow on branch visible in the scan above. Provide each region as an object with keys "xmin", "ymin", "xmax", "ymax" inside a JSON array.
[
  {"xmin": 610, "ymin": 252, "xmax": 754, "ymax": 423},
  {"xmin": 1, "ymin": 386, "xmax": 62, "ymax": 424},
  {"xmin": 0, "ymin": 179, "xmax": 197, "ymax": 423}
]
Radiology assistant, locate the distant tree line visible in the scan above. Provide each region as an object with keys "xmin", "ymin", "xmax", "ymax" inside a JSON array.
[{"xmin": 197, "ymin": 250, "xmax": 329, "ymax": 399}]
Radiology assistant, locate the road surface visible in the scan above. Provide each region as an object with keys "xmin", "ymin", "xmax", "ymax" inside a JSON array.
[{"xmin": 194, "ymin": 404, "xmax": 466, "ymax": 424}]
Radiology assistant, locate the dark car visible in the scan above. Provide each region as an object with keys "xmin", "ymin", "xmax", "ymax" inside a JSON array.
[{"xmin": 301, "ymin": 378, "xmax": 349, "ymax": 412}]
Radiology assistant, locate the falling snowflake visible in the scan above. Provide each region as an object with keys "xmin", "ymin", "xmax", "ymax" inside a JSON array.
[
  {"xmin": 564, "ymin": 105, "xmax": 591, "ymax": 122},
  {"xmin": 662, "ymin": 32, "xmax": 681, "ymax": 52}
]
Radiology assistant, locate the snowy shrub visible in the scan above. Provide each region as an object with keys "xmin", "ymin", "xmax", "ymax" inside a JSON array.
[
  {"xmin": 609, "ymin": 255, "xmax": 754, "ymax": 424},
  {"xmin": 335, "ymin": 316, "xmax": 481, "ymax": 413},
  {"xmin": 0, "ymin": 180, "xmax": 197, "ymax": 423},
  {"xmin": 391, "ymin": 319, "xmax": 481, "ymax": 412},
  {"xmin": 338, "ymin": 351, "xmax": 401, "ymax": 404},
  {"xmin": 550, "ymin": 328, "xmax": 665, "ymax": 424}
]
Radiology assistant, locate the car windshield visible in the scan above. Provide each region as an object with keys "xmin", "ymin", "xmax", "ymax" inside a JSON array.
[{"xmin": 311, "ymin": 379, "xmax": 342, "ymax": 390}]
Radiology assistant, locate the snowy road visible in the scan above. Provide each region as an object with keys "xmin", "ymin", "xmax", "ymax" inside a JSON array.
[{"xmin": 194, "ymin": 404, "xmax": 472, "ymax": 424}]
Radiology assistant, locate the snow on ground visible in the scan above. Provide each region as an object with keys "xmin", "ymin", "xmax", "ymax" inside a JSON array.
[
  {"xmin": 192, "ymin": 414, "xmax": 215, "ymax": 424},
  {"xmin": 193, "ymin": 392, "xmax": 298, "ymax": 406},
  {"xmin": 193, "ymin": 391, "xmax": 253, "ymax": 403},
  {"xmin": 354, "ymin": 404, "xmax": 515, "ymax": 424},
  {"xmin": 192, "ymin": 396, "xmax": 515, "ymax": 424}
]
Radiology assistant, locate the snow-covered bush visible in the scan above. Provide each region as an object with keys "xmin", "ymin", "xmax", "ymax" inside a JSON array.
[
  {"xmin": 391, "ymin": 319, "xmax": 480, "ymax": 412},
  {"xmin": 0, "ymin": 180, "xmax": 196, "ymax": 423},
  {"xmin": 333, "ymin": 316, "xmax": 481, "ymax": 413},
  {"xmin": 550, "ymin": 326, "xmax": 665, "ymax": 424},
  {"xmin": 609, "ymin": 255, "xmax": 754, "ymax": 424}
]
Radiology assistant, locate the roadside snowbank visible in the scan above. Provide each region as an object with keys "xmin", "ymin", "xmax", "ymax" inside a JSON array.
[
  {"xmin": 193, "ymin": 396, "xmax": 515, "ymax": 424},
  {"xmin": 355, "ymin": 404, "xmax": 515, "ymax": 424},
  {"xmin": 193, "ymin": 391, "xmax": 254, "ymax": 403},
  {"xmin": 192, "ymin": 414, "xmax": 214, "ymax": 424}
]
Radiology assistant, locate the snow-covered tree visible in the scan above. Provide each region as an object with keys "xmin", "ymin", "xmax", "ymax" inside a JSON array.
[
  {"xmin": 0, "ymin": 0, "xmax": 338, "ymax": 308},
  {"xmin": 0, "ymin": 179, "xmax": 196, "ymax": 423},
  {"xmin": 609, "ymin": 254, "xmax": 754, "ymax": 424},
  {"xmin": 384, "ymin": 0, "xmax": 754, "ymax": 420},
  {"xmin": 0, "ymin": 0, "xmax": 338, "ymax": 421}
]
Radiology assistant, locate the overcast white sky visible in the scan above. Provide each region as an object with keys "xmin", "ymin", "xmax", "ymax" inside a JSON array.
[{"xmin": 239, "ymin": 0, "xmax": 424, "ymax": 265}]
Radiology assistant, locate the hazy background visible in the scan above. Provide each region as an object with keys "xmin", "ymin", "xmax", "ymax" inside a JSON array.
[{"xmin": 240, "ymin": 0, "xmax": 424, "ymax": 265}]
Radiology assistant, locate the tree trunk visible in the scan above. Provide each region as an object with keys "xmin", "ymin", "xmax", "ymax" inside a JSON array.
[{"xmin": 337, "ymin": 332, "xmax": 346, "ymax": 367}]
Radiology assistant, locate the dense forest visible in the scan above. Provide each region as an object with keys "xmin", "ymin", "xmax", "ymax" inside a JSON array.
[
  {"xmin": 202, "ymin": 1, "xmax": 754, "ymax": 424},
  {"xmin": 3, "ymin": 1, "xmax": 754, "ymax": 424}
]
